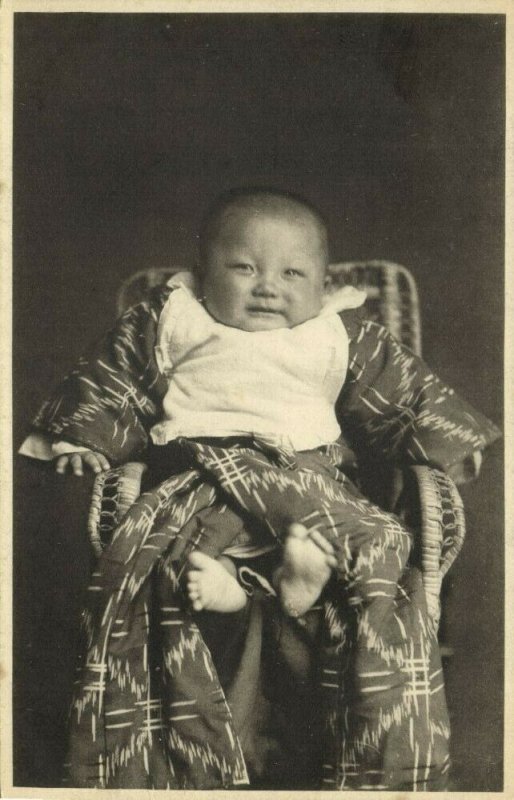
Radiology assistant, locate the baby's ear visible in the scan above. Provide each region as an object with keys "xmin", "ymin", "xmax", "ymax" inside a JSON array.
[{"xmin": 323, "ymin": 273, "xmax": 333, "ymax": 293}]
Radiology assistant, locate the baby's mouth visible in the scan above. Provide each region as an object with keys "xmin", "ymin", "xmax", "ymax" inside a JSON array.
[{"xmin": 246, "ymin": 306, "xmax": 284, "ymax": 316}]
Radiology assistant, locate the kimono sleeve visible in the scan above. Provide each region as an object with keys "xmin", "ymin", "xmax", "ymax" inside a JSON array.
[
  {"xmin": 28, "ymin": 288, "xmax": 170, "ymax": 465},
  {"xmin": 335, "ymin": 312, "xmax": 501, "ymax": 473}
]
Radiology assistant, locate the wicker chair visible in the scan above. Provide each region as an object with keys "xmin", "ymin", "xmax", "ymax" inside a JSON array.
[{"xmin": 89, "ymin": 261, "xmax": 463, "ymax": 633}]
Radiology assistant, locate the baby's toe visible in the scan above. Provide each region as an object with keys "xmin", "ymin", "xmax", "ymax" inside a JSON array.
[
  {"xmin": 187, "ymin": 585, "xmax": 200, "ymax": 600},
  {"xmin": 288, "ymin": 523, "xmax": 309, "ymax": 540},
  {"xmin": 188, "ymin": 551, "xmax": 211, "ymax": 569}
]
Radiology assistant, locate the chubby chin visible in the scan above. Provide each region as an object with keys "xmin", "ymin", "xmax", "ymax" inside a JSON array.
[
  {"xmin": 212, "ymin": 309, "xmax": 291, "ymax": 331},
  {"xmin": 202, "ymin": 299, "xmax": 323, "ymax": 331},
  {"xmin": 238, "ymin": 311, "xmax": 290, "ymax": 331},
  {"xmin": 202, "ymin": 299, "xmax": 288, "ymax": 331}
]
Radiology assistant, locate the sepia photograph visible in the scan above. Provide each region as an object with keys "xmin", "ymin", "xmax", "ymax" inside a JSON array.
[{"xmin": 4, "ymin": 3, "xmax": 507, "ymax": 796}]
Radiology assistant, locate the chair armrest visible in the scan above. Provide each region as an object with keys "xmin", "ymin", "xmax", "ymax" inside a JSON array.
[
  {"xmin": 88, "ymin": 462, "xmax": 147, "ymax": 556},
  {"xmin": 396, "ymin": 466, "xmax": 466, "ymax": 628}
]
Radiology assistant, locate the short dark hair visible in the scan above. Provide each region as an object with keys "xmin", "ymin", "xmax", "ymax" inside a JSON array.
[{"xmin": 197, "ymin": 186, "xmax": 329, "ymax": 270}]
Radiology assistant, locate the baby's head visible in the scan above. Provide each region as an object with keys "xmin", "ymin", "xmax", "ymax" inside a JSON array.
[{"xmin": 197, "ymin": 188, "xmax": 330, "ymax": 331}]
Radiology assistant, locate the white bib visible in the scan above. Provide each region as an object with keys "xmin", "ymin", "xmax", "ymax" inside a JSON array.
[{"xmin": 151, "ymin": 278, "xmax": 363, "ymax": 451}]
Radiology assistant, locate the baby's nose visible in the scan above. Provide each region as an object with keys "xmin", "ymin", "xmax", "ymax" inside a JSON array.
[{"xmin": 252, "ymin": 276, "xmax": 279, "ymax": 297}]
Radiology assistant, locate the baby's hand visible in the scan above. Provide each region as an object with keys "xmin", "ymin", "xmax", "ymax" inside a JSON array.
[{"xmin": 54, "ymin": 450, "xmax": 110, "ymax": 476}]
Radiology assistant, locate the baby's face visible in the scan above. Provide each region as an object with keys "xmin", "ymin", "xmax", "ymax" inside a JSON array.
[{"xmin": 200, "ymin": 210, "xmax": 328, "ymax": 331}]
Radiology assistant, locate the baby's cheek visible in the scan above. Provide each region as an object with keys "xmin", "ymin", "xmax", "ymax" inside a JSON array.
[{"xmin": 291, "ymin": 291, "xmax": 324, "ymax": 324}]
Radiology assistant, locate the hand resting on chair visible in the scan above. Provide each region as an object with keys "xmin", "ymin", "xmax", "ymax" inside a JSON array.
[{"xmin": 54, "ymin": 450, "xmax": 110, "ymax": 476}]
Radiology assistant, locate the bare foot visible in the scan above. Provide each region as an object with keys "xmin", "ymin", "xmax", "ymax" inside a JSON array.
[
  {"xmin": 277, "ymin": 523, "xmax": 338, "ymax": 617},
  {"xmin": 186, "ymin": 552, "xmax": 247, "ymax": 612}
]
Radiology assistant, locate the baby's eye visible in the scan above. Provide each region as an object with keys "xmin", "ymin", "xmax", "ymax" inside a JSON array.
[
  {"xmin": 284, "ymin": 268, "xmax": 305, "ymax": 278},
  {"xmin": 230, "ymin": 263, "xmax": 255, "ymax": 274}
]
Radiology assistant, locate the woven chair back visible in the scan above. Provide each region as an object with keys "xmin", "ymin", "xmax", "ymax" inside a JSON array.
[{"xmin": 117, "ymin": 260, "xmax": 421, "ymax": 355}]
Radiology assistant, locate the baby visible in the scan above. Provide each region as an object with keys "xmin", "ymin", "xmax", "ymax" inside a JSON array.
[
  {"xmin": 53, "ymin": 188, "xmax": 355, "ymax": 617},
  {"xmin": 22, "ymin": 187, "xmax": 500, "ymax": 790}
]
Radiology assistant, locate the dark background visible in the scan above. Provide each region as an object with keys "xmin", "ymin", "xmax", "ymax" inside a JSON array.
[{"xmin": 13, "ymin": 13, "xmax": 504, "ymax": 790}]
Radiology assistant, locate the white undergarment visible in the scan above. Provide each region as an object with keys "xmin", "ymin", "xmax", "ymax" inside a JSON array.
[{"xmin": 150, "ymin": 279, "xmax": 361, "ymax": 451}]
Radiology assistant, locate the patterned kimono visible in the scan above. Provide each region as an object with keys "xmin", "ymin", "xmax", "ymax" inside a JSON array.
[{"xmin": 28, "ymin": 284, "xmax": 500, "ymax": 790}]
